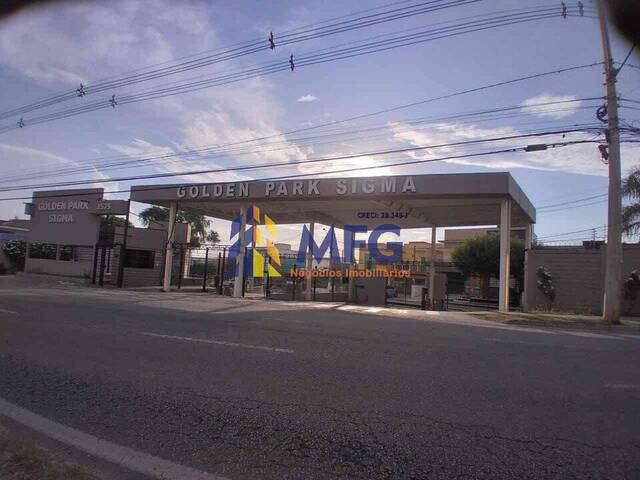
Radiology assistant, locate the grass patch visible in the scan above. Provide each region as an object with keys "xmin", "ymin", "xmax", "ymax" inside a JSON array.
[
  {"xmin": 0, "ymin": 428, "xmax": 99, "ymax": 480},
  {"xmin": 467, "ymin": 312, "xmax": 535, "ymax": 323},
  {"xmin": 467, "ymin": 312, "xmax": 613, "ymax": 326}
]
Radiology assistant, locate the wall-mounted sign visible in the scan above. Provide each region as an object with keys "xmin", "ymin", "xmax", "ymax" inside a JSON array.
[
  {"xmin": 90, "ymin": 200, "xmax": 129, "ymax": 215},
  {"xmin": 27, "ymin": 189, "xmax": 104, "ymax": 246},
  {"xmin": 48, "ymin": 214, "xmax": 75, "ymax": 223},
  {"xmin": 38, "ymin": 200, "xmax": 88, "ymax": 211},
  {"xmin": 357, "ymin": 211, "xmax": 410, "ymax": 220},
  {"xmin": 172, "ymin": 176, "xmax": 418, "ymax": 201}
]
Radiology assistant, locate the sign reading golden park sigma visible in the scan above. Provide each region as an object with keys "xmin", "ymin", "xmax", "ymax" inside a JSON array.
[
  {"xmin": 129, "ymin": 173, "xmax": 537, "ymax": 228},
  {"xmin": 26, "ymin": 188, "xmax": 129, "ymax": 246},
  {"xmin": 174, "ymin": 176, "xmax": 418, "ymax": 200}
]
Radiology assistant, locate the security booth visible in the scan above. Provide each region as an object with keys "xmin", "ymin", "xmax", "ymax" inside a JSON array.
[
  {"xmin": 130, "ymin": 172, "xmax": 536, "ymax": 312},
  {"xmin": 107, "ymin": 221, "xmax": 190, "ymax": 288}
]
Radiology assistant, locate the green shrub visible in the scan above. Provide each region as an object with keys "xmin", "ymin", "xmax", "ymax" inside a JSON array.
[{"xmin": 2, "ymin": 240, "xmax": 26, "ymax": 271}]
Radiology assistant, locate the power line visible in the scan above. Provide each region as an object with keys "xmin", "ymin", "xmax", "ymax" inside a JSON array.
[
  {"xmin": 0, "ymin": 2, "xmax": 587, "ymax": 122},
  {"xmin": 537, "ymin": 192, "xmax": 608, "ymax": 209},
  {"xmin": 84, "ymin": 0, "xmax": 427, "ymax": 87},
  {"xmin": 538, "ymin": 198, "xmax": 609, "ymax": 213},
  {"xmin": 540, "ymin": 238, "xmax": 601, "ymax": 243},
  {"xmin": 0, "ymin": 128, "xmax": 596, "ymax": 193},
  {"xmin": 0, "ymin": 98, "xmax": 603, "ymax": 184},
  {"xmin": 23, "ymin": 117, "xmax": 598, "ymax": 183},
  {"xmin": 0, "ymin": 6, "xmax": 591, "ymax": 134},
  {"xmin": 18, "ymin": 77, "xmax": 602, "ymax": 173},
  {"xmin": 537, "ymin": 225, "xmax": 606, "ymax": 239},
  {"xmin": 0, "ymin": 0, "xmax": 476, "ymax": 121},
  {"xmin": 0, "ymin": 139, "xmax": 594, "ymax": 202},
  {"xmin": 617, "ymin": 44, "xmax": 637, "ymax": 75},
  {"xmin": 0, "ymin": 56, "xmax": 603, "ymax": 147}
]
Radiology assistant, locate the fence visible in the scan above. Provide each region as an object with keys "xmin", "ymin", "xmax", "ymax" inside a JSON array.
[{"xmin": 524, "ymin": 243, "xmax": 640, "ymax": 315}]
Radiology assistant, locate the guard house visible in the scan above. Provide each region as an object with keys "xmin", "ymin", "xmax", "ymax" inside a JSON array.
[
  {"xmin": 24, "ymin": 189, "xmax": 128, "ymax": 278},
  {"xmin": 131, "ymin": 172, "xmax": 536, "ymax": 312},
  {"xmin": 23, "ymin": 188, "xmax": 190, "ymax": 285}
]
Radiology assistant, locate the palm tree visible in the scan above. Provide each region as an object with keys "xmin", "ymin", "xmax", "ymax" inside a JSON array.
[{"xmin": 623, "ymin": 167, "xmax": 640, "ymax": 236}]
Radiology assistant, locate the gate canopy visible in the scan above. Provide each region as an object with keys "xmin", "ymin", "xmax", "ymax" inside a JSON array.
[{"xmin": 130, "ymin": 172, "xmax": 535, "ymax": 228}]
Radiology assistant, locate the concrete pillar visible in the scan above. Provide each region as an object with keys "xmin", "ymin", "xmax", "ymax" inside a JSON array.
[
  {"xmin": 522, "ymin": 223, "xmax": 534, "ymax": 311},
  {"xmin": 233, "ymin": 205, "xmax": 247, "ymax": 298},
  {"xmin": 328, "ymin": 226, "xmax": 335, "ymax": 294},
  {"xmin": 524, "ymin": 223, "xmax": 533, "ymax": 250},
  {"xmin": 305, "ymin": 221, "xmax": 315, "ymax": 301},
  {"xmin": 162, "ymin": 201, "xmax": 177, "ymax": 292},
  {"xmin": 498, "ymin": 199, "xmax": 512, "ymax": 313},
  {"xmin": 347, "ymin": 229, "xmax": 356, "ymax": 302},
  {"xmin": 429, "ymin": 226, "xmax": 437, "ymax": 304}
]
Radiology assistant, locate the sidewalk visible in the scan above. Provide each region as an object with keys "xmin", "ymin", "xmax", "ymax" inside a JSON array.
[{"xmin": 467, "ymin": 311, "xmax": 640, "ymax": 331}]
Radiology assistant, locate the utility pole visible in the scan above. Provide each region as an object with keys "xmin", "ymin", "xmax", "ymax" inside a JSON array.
[{"xmin": 596, "ymin": 0, "xmax": 623, "ymax": 324}]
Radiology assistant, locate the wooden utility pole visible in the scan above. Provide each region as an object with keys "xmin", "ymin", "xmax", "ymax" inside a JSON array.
[{"xmin": 596, "ymin": 0, "xmax": 623, "ymax": 324}]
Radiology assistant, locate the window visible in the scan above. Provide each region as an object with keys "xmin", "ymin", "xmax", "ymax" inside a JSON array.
[
  {"xmin": 124, "ymin": 249, "xmax": 155, "ymax": 269},
  {"xmin": 28, "ymin": 243, "xmax": 57, "ymax": 260},
  {"xmin": 59, "ymin": 245, "xmax": 76, "ymax": 261}
]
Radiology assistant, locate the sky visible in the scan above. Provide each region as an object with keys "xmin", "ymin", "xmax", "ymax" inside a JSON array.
[{"xmin": 0, "ymin": 0, "xmax": 638, "ymax": 249}]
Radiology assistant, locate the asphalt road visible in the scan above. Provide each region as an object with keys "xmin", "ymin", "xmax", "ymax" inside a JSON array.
[{"xmin": 0, "ymin": 275, "xmax": 639, "ymax": 479}]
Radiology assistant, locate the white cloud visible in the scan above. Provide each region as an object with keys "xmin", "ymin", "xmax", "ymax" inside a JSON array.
[
  {"xmin": 0, "ymin": 0, "xmax": 322, "ymax": 190},
  {"xmin": 387, "ymin": 120, "xmax": 640, "ymax": 177},
  {"xmin": 0, "ymin": 0, "xmax": 311, "ymax": 186},
  {"xmin": 297, "ymin": 94, "xmax": 319, "ymax": 103},
  {"xmin": 390, "ymin": 122, "xmax": 515, "ymax": 155},
  {"xmin": 0, "ymin": 144, "xmax": 109, "ymax": 219},
  {"xmin": 296, "ymin": 154, "xmax": 395, "ymax": 177},
  {"xmin": 0, "ymin": 143, "xmax": 77, "ymax": 170},
  {"xmin": 520, "ymin": 93, "xmax": 581, "ymax": 119},
  {"xmin": 175, "ymin": 80, "xmax": 309, "ymax": 174},
  {"xmin": 0, "ymin": 0, "xmax": 217, "ymax": 88},
  {"xmin": 106, "ymin": 137, "xmax": 249, "ymax": 184}
]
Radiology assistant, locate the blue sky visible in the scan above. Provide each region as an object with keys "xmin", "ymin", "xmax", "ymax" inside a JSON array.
[{"xmin": 0, "ymin": 0, "xmax": 638, "ymax": 247}]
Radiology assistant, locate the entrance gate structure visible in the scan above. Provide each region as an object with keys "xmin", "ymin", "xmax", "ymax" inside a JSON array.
[
  {"xmin": 172, "ymin": 244, "xmax": 233, "ymax": 293},
  {"xmin": 130, "ymin": 173, "xmax": 536, "ymax": 313}
]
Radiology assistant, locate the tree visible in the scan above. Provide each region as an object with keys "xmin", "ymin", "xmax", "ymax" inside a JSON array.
[
  {"xmin": 138, "ymin": 206, "xmax": 211, "ymax": 245},
  {"xmin": 622, "ymin": 167, "xmax": 640, "ymax": 236},
  {"xmin": 624, "ymin": 270, "xmax": 640, "ymax": 301},
  {"xmin": 206, "ymin": 230, "xmax": 220, "ymax": 244},
  {"xmin": 100, "ymin": 216, "xmax": 132, "ymax": 231},
  {"xmin": 138, "ymin": 206, "xmax": 170, "ymax": 225},
  {"xmin": 536, "ymin": 266, "xmax": 556, "ymax": 309},
  {"xmin": 451, "ymin": 234, "xmax": 525, "ymax": 298},
  {"xmin": 2, "ymin": 240, "xmax": 26, "ymax": 272}
]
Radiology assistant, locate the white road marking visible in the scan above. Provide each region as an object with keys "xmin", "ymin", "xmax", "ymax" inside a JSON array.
[
  {"xmin": 141, "ymin": 332, "xmax": 294, "ymax": 354},
  {"xmin": 323, "ymin": 304, "xmax": 640, "ymax": 340},
  {"xmin": 0, "ymin": 397, "xmax": 226, "ymax": 480},
  {"xmin": 604, "ymin": 384, "xmax": 640, "ymax": 390},
  {"xmin": 489, "ymin": 338, "xmax": 548, "ymax": 346},
  {"xmin": 613, "ymin": 333, "xmax": 640, "ymax": 340},
  {"xmin": 561, "ymin": 331, "xmax": 627, "ymax": 341},
  {"xmin": 0, "ymin": 308, "xmax": 17, "ymax": 315}
]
